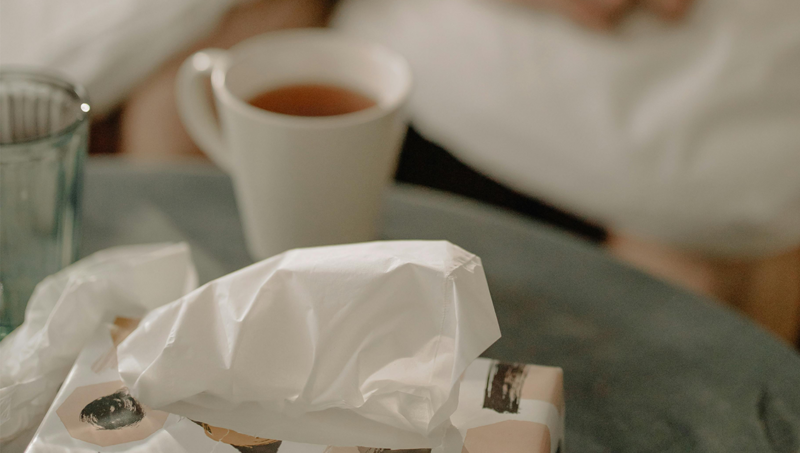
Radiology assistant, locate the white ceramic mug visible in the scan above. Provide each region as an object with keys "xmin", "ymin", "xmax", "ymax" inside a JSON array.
[{"xmin": 177, "ymin": 29, "xmax": 412, "ymax": 260}]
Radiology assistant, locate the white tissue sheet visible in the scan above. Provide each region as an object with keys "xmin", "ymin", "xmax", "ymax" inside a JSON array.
[
  {"xmin": 0, "ymin": 243, "xmax": 197, "ymax": 444},
  {"xmin": 333, "ymin": 0, "xmax": 800, "ymax": 256},
  {"xmin": 118, "ymin": 241, "xmax": 501, "ymax": 449}
]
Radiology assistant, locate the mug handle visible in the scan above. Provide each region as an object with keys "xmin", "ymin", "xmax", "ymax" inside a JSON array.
[{"xmin": 176, "ymin": 49, "xmax": 233, "ymax": 173}]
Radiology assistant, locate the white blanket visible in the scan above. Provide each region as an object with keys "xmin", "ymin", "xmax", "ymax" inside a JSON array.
[{"xmin": 333, "ymin": 0, "xmax": 800, "ymax": 256}]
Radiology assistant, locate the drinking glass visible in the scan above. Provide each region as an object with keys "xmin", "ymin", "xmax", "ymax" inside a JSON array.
[{"xmin": 0, "ymin": 70, "xmax": 89, "ymax": 340}]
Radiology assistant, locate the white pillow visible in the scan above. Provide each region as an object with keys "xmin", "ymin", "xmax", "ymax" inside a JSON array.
[
  {"xmin": 333, "ymin": 0, "xmax": 800, "ymax": 257},
  {"xmin": 0, "ymin": 0, "xmax": 235, "ymax": 115}
]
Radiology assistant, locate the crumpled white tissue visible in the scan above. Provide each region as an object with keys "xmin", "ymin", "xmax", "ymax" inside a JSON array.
[
  {"xmin": 0, "ymin": 243, "xmax": 197, "ymax": 443},
  {"xmin": 118, "ymin": 240, "xmax": 501, "ymax": 449}
]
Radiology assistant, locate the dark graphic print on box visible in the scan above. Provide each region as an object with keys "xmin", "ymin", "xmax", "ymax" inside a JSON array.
[
  {"xmin": 357, "ymin": 447, "xmax": 431, "ymax": 453},
  {"xmin": 79, "ymin": 388, "xmax": 145, "ymax": 430},
  {"xmin": 56, "ymin": 381, "xmax": 168, "ymax": 447},
  {"xmin": 482, "ymin": 361, "xmax": 530, "ymax": 413},
  {"xmin": 468, "ymin": 360, "xmax": 564, "ymax": 453},
  {"xmin": 193, "ymin": 420, "xmax": 283, "ymax": 453},
  {"xmin": 324, "ymin": 446, "xmax": 432, "ymax": 453}
]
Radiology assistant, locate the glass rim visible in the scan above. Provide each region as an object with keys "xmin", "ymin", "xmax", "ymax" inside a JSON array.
[{"xmin": 0, "ymin": 68, "xmax": 90, "ymax": 148}]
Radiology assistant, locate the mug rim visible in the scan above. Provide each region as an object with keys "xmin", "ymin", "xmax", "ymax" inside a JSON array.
[
  {"xmin": 0, "ymin": 68, "xmax": 90, "ymax": 148},
  {"xmin": 210, "ymin": 29, "xmax": 413, "ymax": 129}
]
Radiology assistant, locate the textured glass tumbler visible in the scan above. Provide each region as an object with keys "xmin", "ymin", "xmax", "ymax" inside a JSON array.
[{"xmin": 0, "ymin": 70, "xmax": 89, "ymax": 340}]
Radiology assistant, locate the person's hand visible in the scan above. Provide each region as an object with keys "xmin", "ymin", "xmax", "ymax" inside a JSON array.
[{"xmin": 508, "ymin": 0, "xmax": 694, "ymax": 30}]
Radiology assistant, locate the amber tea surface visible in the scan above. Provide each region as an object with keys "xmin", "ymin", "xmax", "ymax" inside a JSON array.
[{"xmin": 248, "ymin": 84, "xmax": 376, "ymax": 117}]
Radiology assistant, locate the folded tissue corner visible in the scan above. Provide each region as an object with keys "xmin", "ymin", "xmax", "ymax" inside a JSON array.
[
  {"xmin": 118, "ymin": 240, "xmax": 501, "ymax": 449},
  {"xmin": 0, "ymin": 242, "xmax": 197, "ymax": 443}
]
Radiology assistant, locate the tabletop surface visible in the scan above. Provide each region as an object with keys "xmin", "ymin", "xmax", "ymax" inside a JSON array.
[{"xmin": 82, "ymin": 159, "xmax": 800, "ymax": 453}]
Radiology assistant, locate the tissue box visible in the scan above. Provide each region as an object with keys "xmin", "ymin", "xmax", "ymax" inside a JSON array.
[{"xmin": 25, "ymin": 319, "xmax": 564, "ymax": 453}]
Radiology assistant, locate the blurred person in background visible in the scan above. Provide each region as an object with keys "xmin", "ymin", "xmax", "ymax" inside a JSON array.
[
  {"xmin": 333, "ymin": 0, "xmax": 800, "ymax": 345},
  {"xmin": 3, "ymin": 0, "xmax": 799, "ymax": 345}
]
